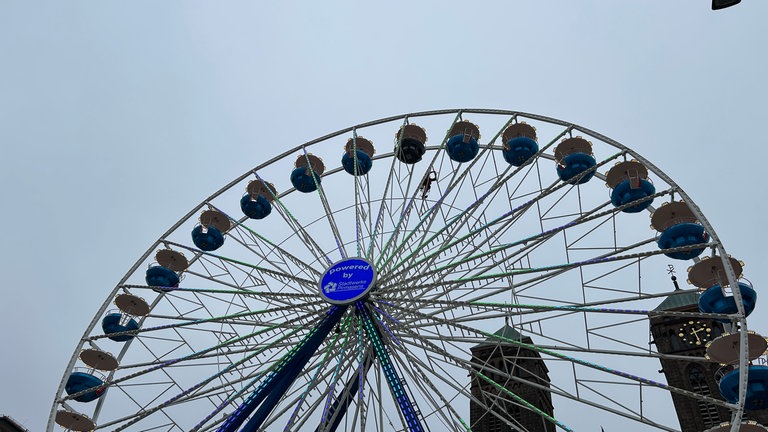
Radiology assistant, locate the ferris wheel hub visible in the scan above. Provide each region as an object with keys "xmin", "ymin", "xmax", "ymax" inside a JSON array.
[{"xmin": 318, "ymin": 257, "xmax": 377, "ymax": 305}]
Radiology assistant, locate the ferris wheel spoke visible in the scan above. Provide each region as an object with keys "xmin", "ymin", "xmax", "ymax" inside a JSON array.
[
  {"xmin": 511, "ymin": 186, "xmax": 670, "ymax": 262},
  {"xmin": 395, "ymin": 332, "xmax": 644, "ymax": 432},
  {"xmin": 224, "ymin": 217, "xmax": 323, "ymax": 279},
  {"xmin": 191, "ymin": 336, "xmax": 348, "ymax": 432},
  {"xmin": 390, "ymin": 316, "xmax": 571, "ymax": 432},
  {"xmin": 121, "ymin": 372, "xmax": 251, "ymax": 431},
  {"xmin": 122, "ymin": 283, "xmax": 318, "ymax": 316},
  {"xmin": 298, "ymin": 147, "xmax": 349, "ymax": 260},
  {"xmin": 278, "ymin": 314, "xmax": 355, "ymax": 431},
  {"xmin": 346, "ymin": 131, "xmax": 375, "ymax": 259},
  {"xmin": 382, "ymin": 294, "xmax": 728, "ymax": 326},
  {"xmin": 218, "ymin": 305, "xmax": 347, "ymax": 432},
  {"xmin": 411, "ymin": 331, "xmax": 719, "ymax": 366},
  {"xmin": 396, "ymin": 339, "xmax": 519, "ymax": 431},
  {"xmin": 383, "ymin": 240, "xmax": 673, "ymax": 304},
  {"xmin": 376, "ymin": 147, "xmax": 470, "ymax": 270},
  {"xmin": 67, "ymin": 309, "xmax": 322, "ymax": 411},
  {"xmin": 254, "ymin": 170, "xmax": 334, "ymax": 266},
  {"xmin": 111, "ymin": 306, "xmax": 322, "ymax": 392},
  {"xmin": 355, "ymin": 302, "xmax": 426, "ymax": 432},
  {"xmin": 389, "ymin": 302, "xmax": 734, "ymax": 412},
  {"xmin": 164, "ymin": 240, "xmax": 317, "ymax": 293},
  {"xmin": 481, "ymin": 239, "xmax": 701, "ymax": 300},
  {"xmin": 379, "ymin": 180, "xmax": 565, "ymax": 289},
  {"xmin": 314, "ymin": 351, "xmax": 374, "ymax": 432},
  {"xmin": 188, "ymin": 388, "xmax": 244, "ymax": 432},
  {"xmin": 178, "ymin": 268, "xmax": 315, "ymax": 311},
  {"xmin": 97, "ymin": 324, "xmax": 307, "ymax": 431},
  {"xmin": 374, "ymin": 112, "xmax": 463, "ymax": 267},
  {"xmin": 380, "ymin": 146, "xmax": 568, "ymax": 284},
  {"xmin": 393, "ymin": 318, "xmax": 700, "ymax": 432},
  {"xmin": 382, "ymin": 189, "xmax": 675, "ymax": 301},
  {"xmin": 122, "ymin": 284, "xmax": 316, "ymax": 299},
  {"xmin": 460, "ymin": 239, "xmax": 654, "ymax": 300},
  {"xmin": 366, "ymin": 118, "xmax": 411, "ymax": 260},
  {"xmin": 379, "ymin": 124, "xmax": 570, "ymax": 279},
  {"xmin": 355, "ymin": 115, "xmax": 426, "ymax": 261},
  {"xmin": 193, "ymin": 278, "xmax": 315, "ymax": 316},
  {"xmin": 404, "ymin": 304, "xmax": 650, "ymax": 355},
  {"xmin": 114, "ymin": 306, "xmax": 330, "ymax": 431},
  {"xmin": 376, "ymin": 151, "xmax": 505, "ymax": 276},
  {"xmin": 85, "ymin": 299, "xmax": 321, "ymax": 345},
  {"xmin": 381, "ymin": 324, "xmax": 471, "ymax": 432},
  {"xmin": 203, "ymin": 203, "xmax": 323, "ymax": 281},
  {"xmin": 373, "ymin": 162, "xmax": 418, "ymax": 264},
  {"xmin": 174, "ymin": 289, "xmax": 256, "ymax": 356},
  {"xmin": 310, "ymin": 318, "xmax": 369, "ymax": 432},
  {"xmin": 379, "ymin": 235, "xmax": 652, "ymax": 322},
  {"xmin": 379, "ymin": 150, "xmax": 627, "ymax": 290}
]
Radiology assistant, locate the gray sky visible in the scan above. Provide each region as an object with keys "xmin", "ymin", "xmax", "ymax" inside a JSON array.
[{"xmin": 1, "ymin": 1, "xmax": 767, "ymax": 430}]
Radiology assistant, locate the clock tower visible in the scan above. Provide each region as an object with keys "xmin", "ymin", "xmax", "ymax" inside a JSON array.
[{"xmin": 650, "ymin": 290, "xmax": 730, "ymax": 431}]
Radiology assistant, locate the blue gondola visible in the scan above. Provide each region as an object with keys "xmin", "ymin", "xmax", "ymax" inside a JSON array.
[
  {"xmin": 192, "ymin": 224, "xmax": 225, "ymax": 251},
  {"xmin": 719, "ymin": 365, "xmax": 768, "ymax": 410},
  {"xmin": 446, "ymin": 134, "xmax": 479, "ymax": 163},
  {"xmin": 445, "ymin": 121, "xmax": 480, "ymax": 163},
  {"xmin": 145, "ymin": 265, "xmax": 180, "ymax": 292},
  {"xmin": 342, "ymin": 149, "xmax": 373, "ymax": 176},
  {"xmin": 502, "ymin": 136, "xmax": 538, "ymax": 167},
  {"xmin": 290, "ymin": 167, "xmax": 322, "ymax": 193},
  {"xmin": 699, "ymin": 282, "xmax": 757, "ymax": 320},
  {"xmin": 102, "ymin": 312, "xmax": 139, "ymax": 342},
  {"xmin": 611, "ymin": 179, "xmax": 656, "ymax": 213},
  {"xmin": 66, "ymin": 371, "xmax": 105, "ymax": 402},
  {"xmin": 240, "ymin": 194, "xmax": 272, "ymax": 219},
  {"xmin": 242, "ymin": 180, "xmax": 276, "ymax": 220},
  {"xmin": 557, "ymin": 152, "xmax": 596, "ymax": 184},
  {"xmin": 657, "ymin": 222, "xmax": 709, "ymax": 260}
]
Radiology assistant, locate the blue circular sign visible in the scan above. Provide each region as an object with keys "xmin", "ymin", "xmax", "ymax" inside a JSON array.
[{"xmin": 319, "ymin": 257, "xmax": 377, "ymax": 304}]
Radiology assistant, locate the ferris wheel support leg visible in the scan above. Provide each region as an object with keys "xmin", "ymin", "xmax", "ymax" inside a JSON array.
[
  {"xmin": 356, "ymin": 302, "xmax": 425, "ymax": 432},
  {"xmin": 315, "ymin": 351, "xmax": 374, "ymax": 432},
  {"xmin": 218, "ymin": 306, "xmax": 347, "ymax": 432}
]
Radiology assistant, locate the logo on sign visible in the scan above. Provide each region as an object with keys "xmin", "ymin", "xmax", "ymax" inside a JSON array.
[{"xmin": 319, "ymin": 257, "xmax": 376, "ymax": 304}]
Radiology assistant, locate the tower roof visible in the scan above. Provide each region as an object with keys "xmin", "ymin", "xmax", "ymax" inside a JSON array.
[
  {"xmin": 653, "ymin": 290, "xmax": 700, "ymax": 311},
  {"xmin": 475, "ymin": 324, "xmax": 524, "ymax": 347}
]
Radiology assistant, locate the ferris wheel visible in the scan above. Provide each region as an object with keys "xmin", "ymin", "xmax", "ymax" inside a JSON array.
[{"xmin": 50, "ymin": 109, "xmax": 768, "ymax": 432}]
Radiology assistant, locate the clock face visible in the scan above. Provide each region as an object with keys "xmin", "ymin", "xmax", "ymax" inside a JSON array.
[{"xmin": 678, "ymin": 320, "xmax": 714, "ymax": 347}]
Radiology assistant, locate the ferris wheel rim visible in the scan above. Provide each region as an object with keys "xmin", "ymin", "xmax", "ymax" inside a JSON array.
[{"xmin": 49, "ymin": 108, "xmax": 751, "ymax": 432}]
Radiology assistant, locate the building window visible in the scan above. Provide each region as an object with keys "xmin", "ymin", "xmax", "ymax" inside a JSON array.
[{"xmin": 688, "ymin": 364, "xmax": 720, "ymax": 427}]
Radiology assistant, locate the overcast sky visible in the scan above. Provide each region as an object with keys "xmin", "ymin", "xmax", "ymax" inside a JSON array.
[{"xmin": 1, "ymin": 1, "xmax": 767, "ymax": 430}]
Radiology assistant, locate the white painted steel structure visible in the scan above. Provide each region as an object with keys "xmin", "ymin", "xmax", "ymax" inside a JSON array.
[{"xmin": 49, "ymin": 109, "xmax": 750, "ymax": 432}]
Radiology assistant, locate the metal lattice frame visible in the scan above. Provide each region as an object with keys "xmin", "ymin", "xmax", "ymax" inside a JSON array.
[{"xmin": 49, "ymin": 109, "xmax": 749, "ymax": 432}]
